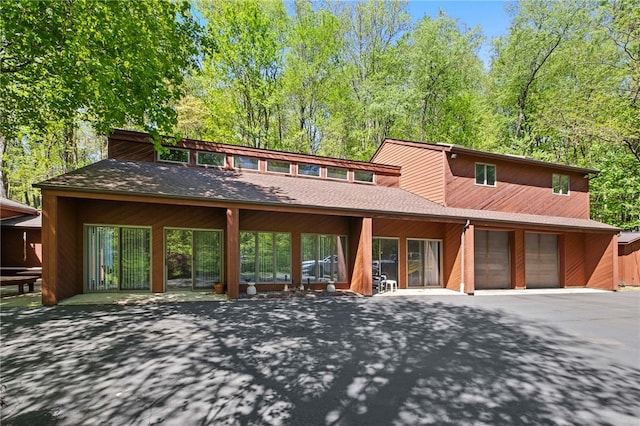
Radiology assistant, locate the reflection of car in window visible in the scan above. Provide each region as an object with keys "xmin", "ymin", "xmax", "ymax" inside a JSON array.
[{"xmin": 301, "ymin": 255, "xmax": 339, "ymax": 277}]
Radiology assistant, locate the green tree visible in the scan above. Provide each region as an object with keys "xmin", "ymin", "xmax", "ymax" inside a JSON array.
[
  {"xmin": 281, "ymin": 0, "xmax": 344, "ymax": 154},
  {"xmin": 199, "ymin": 0, "xmax": 288, "ymax": 149},
  {"xmin": 0, "ymin": 0, "xmax": 200, "ymax": 200},
  {"xmin": 489, "ymin": 0, "xmax": 640, "ymax": 228},
  {"xmin": 327, "ymin": 0, "xmax": 412, "ymax": 159},
  {"xmin": 392, "ymin": 12, "xmax": 488, "ymax": 147}
]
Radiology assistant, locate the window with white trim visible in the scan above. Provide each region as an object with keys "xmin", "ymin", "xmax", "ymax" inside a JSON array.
[
  {"xmin": 298, "ymin": 164, "xmax": 320, "ymax": 177},
  {"xmin": 197, "ymin": 152, "xmax": 225, "ymax": 167},
  {"xmin": 552, "ymin": 174, "xmax": 569, "ymax": 195},
  {"xmin": 475, "ymin": 163, "xmax": 496, "ymax": 186},
  {"xmin": 267, "ymin": 160, "xmax": 291, "ymax": 174},
  {"xmin": 327, "ymin": 167, "xmax": 348, "ymax": 180},
  {"xmin": 234, "ymin": 156, "xmax": 259, "ymax": 170},
  {"xmin": 159, "ymin": 148, "xmax": 189, "ymax": 164},
  {"xmin": 354, "ymin": 170, "xmax": 374, "ymax": 183}
]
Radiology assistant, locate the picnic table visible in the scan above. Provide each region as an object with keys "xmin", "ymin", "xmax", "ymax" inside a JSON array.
[{"xmin": 0, "ymin": 276, "xmax": 39, "ymax": 294}]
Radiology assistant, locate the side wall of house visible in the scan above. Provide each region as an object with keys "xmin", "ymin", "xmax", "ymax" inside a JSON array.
[
  {"xmin": 372, "ymin": 143, "xmax": 445, "ymax": 204},
  {"xmin": 1, "ymin": 228, "xmax": 42, "ymax": 267},
  {"xmin": 444, "ymin": 155, "xmax": 590, "ymax": 218},
  {"xmin": 584, "ymin": 233, "xmax": 618, "ymax": 290},
  {"xmin": 619, "ymin": 240, "xmax": 640, "ymax": 286}
]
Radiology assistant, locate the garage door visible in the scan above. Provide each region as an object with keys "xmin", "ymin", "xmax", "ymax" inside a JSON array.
[
  {"xmin": 474, "ymin": 230, "xmax": 511, "ymax": 289},
  {"xmin": 525, "ymin": 233, "xmax": 559, "ymax": 288}
]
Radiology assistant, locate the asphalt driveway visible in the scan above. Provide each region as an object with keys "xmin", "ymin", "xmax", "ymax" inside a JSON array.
[{"xmin": 1, "ymin": 292, "xmax": 639, "ymax": 425}]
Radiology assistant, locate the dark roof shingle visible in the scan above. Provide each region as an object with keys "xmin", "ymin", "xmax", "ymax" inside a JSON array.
[{"xmin": 35, "ymin": 159, "xmax": 617, "ymax": 232}]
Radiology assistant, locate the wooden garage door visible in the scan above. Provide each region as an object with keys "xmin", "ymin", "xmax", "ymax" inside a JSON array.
[
  {"xmin": 525, "ymin": 233, "xmax": 560, "ymax": 288},
  {"xmin": 474, "ymin": 230, "xmax": 511, "ymax": 289}
]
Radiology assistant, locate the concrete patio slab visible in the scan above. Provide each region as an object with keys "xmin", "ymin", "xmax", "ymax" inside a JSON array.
[
  {"xmin": 474, "ymin": 287, "xmax": 611, "ymax": 296},
  {"xmin": 57, "ymin": 291, "xmax": 227, "ymax": 306},
  {"xmin": 373, "ymin": 288, "xmax": 464, "ymax": 297}
]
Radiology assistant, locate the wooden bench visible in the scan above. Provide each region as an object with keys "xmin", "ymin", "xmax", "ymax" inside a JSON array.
[{"xmin": 0, "ymin": 276, "xmax": 39, "ymax": 294}]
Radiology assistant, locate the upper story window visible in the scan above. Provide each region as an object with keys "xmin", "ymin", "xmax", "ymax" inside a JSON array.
[
  {"xmin": 159, "ymin": 148, "xmax": 189, "ymax": 164},
  {"xmin": 197, "ymin": 152, "xmax": 225, "ymax": 167},
  {"xmin": 327, "ymin": 167, "xmax": 348, "ymax": 180},
  {"xmin": 475, "ymin": 163, "xmax": 496, "ymax": 187},
  {"xmin": 267, "ymin": 160, "xmax": 291, "ymax": 174},
  {"xmin": 354, "ymin": 170, "xmax": 375, "ymax": 183},
  {"xmin": 298, "ymin": 164, "xmax": 320, "ymax": 177},
  {"xmin": 552, "ymin": 174, "xmax": 570, "ymax": 195},
  {"xmin": 233, "ymin": 156, "xmax": 259, "ymax": 170}
]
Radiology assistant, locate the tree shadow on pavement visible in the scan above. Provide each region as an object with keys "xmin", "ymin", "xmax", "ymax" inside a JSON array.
[{"xmin": 1, "ymin": 298, "xmax": 638, "ymax": 425}]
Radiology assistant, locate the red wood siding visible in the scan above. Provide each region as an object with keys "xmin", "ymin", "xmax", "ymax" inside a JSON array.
[
  {"xmin": 108, "ymin": 138, "xmax": 156, "ymax": 162},
  {"xmin": 1, "ymin": 228, "xmax": 41, "ymax": 267},
  {"xmin": 443, "ymin": 223, "xmax": 463, "ymax": 291},
  {"xmin": 109, "ymin": 130, "xmax": 401, "ymax": 186},
  {"xmin": 226, "ymin": 208, "xmax": 240, "ymax": 299},
  {"xmin": 373, "ymin": 142, "xmax": 445, "ymax": 204},
  {"xmin": 619, "ymin": 240, "xmax": 640, "ymax": 286},
  {"xmin": 349, "ymin": 217, "xmax": 372, "ymax": 295},
  {"xmin": 373, "ymin": 218, "xmax": 447, "ymax": 289},
  {"xmin": 240, "ymin": 210, "xmax": 351, "ymax": 289},
  {"xmin": 42, "ymin": 196, "xmax": 80, "ymax": 305},
  {"xmin": 584, "ymin": 233, "xmax": 616, "ymax": 290},
  {"xmin": 444, "ymin": 155, "xmax": 590, "ymax": 218}
]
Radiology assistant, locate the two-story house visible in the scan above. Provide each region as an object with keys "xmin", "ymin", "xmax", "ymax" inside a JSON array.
[{"xmin": 35, "ymin": 130, "xmax": 618, "ymax": 304}]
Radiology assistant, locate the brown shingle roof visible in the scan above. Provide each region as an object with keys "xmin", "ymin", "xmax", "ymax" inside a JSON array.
[
  {"xmin": 35, "ymin": 159, "xmax": 617, "ymax": 232},
  {"xmin": 1, "ymin": 214, "xmax": 41, "ymax": 228},
  {"xmin": 618, "ymin": 232, "xmax": 640, "ymax": 244}
]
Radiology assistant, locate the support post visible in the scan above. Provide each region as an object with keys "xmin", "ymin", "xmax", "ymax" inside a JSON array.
[{"xmin": 226, "ymin": 208, "xmax": 240, "ymax": 300}]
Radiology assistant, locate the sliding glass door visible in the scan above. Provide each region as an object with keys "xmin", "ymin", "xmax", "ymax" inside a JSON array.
[
  {"xmin": 86, "ymin": 225, "xmax": 150, "ymax": 291},
  {"xmin": 372, "ymin": 237, "xmax": 398, "ymax": 281},
  {"xmin": 407, "ymin": 239, "xmax": 441, "ymax": 287},
  {"xmin": 166, "ymin": 228, "xmax": 223, "ymax": 291}
]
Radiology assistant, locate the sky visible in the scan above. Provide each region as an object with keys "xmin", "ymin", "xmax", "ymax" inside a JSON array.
[{"xmin": 406, "ymin": 1, "xmax": 515, "ymax": 67}]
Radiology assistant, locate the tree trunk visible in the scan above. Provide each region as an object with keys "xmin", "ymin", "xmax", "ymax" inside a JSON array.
[{"xmin": 0, "ymin": 134, "xmax": 7, "ymax": 198}]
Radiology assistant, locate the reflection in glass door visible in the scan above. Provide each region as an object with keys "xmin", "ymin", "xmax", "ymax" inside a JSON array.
[
  {"xmin": 407, "ymin": 239, "xmax": 441, "ymax": 287},
  {"xmin": 372, "ymin": 238, "xmax": 399, "ymax": 281},
  {"xmin": 166, "ymin": 228, "xmax": 223, "ymax": 291}
]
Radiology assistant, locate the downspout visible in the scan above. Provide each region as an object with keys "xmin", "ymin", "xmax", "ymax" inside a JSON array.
[{"xmin": 460, "ymin": 220, "xmax": 471, "ymax": 294}]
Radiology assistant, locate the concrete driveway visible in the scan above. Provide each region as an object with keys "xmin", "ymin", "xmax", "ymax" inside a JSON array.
[{"xmin": 1, "ymin": 292, "xmax": 639, "ymax": 425}]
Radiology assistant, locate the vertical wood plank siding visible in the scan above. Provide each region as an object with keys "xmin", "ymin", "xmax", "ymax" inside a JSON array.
[
  {"xmin": 373, "ymin": 143, "xmax": 445, "ymax": 204},
  {"xmin": 564, "ymin": 233, "xmax": 586, "ymax": 286},
  {"xmin": 618, "ymin": 240, "xmax": 640, "ymax": 286},
  {"xmin": 226, "ymin": 208, "xmax": 240, "ymax": 299},
  {"xmin": 42, "ymin": 196, "xmax": 80, "ymax": 305},
  {"xmin": 41, "ymin": 194, "xmax": 57, "ymax": 305},
  {"xmin": 443, "ymin": 223, "xmax": 462, "ymax": 291},
  {"xmin": 0, "ymin": 228, "xmax": 41, "ymax": 267},
  {"xmin": 512, "ymin": 229, "xmax": 526, "ymax": 288},
  {"xmin": 108, "ymin": 138, "xmax": 156, "ymax": 162},
  {"xmin": 373, "ymin": 218, "xmax": 451, "ymax": 289},
  {"xmin": 349, "ymin": 217, "xmax": 373, "ymax": 295},
  {"xmin": 445, "ymin": 155, "xmax": 590, "ymax": 218},
  {"xmin": 584, "ymin": 233, "xmax": 616, "ymax": 290}
]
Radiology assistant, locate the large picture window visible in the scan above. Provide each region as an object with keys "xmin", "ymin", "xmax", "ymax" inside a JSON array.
[
  {"xmin": 240, "ymin": 232, "xmax": 291, "ymax": 283},
  {"xmin": 301, "ymin": 234, "xmax": 347, "ymax": 283},
  {"xmin": 165, "ymin": 228, "xmax": 223, "ymax": 291},
  {"xmin": 86, "ymin": 226, "xmax": 151, "ymax": 291}
]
